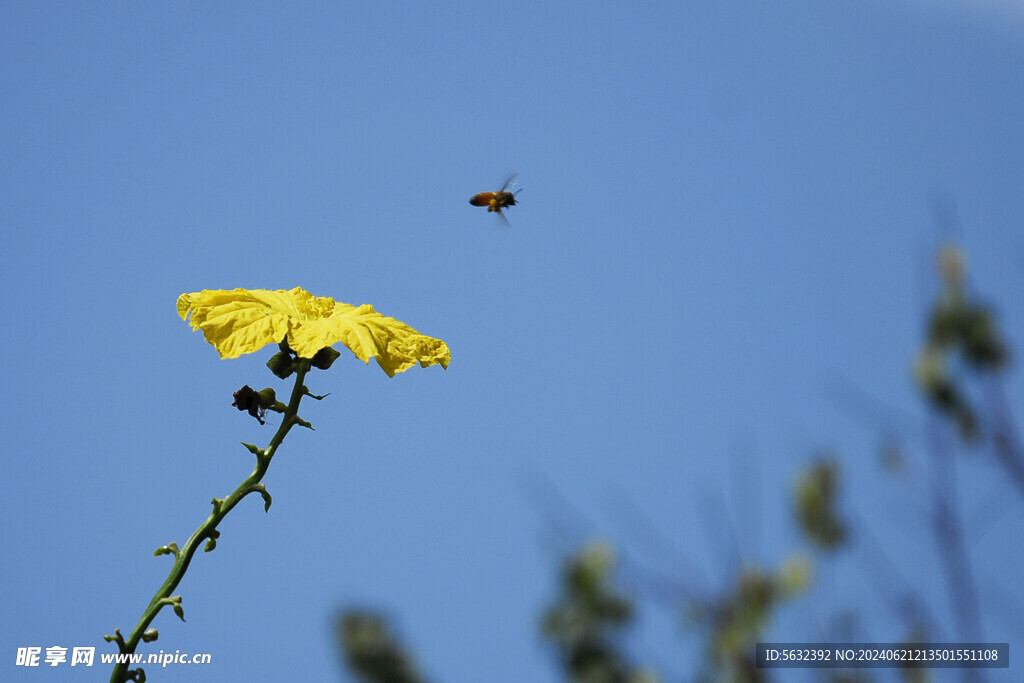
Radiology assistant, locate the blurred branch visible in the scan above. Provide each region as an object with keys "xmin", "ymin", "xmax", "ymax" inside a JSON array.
[
  {"xmin": 518, "ymin": 467, "xmax": 604, "ymax": 557},
  {"xmin": 847, "ymin": 508, "xmax": 947, "ymax": 642},
  {"xmin": 925, "ymin": 421, "xmax": 984, "ymax": 683},
  {"xmin": 604, "ymin": 490, "xmax": 709, "ymax": 597},
  {"xmin": 696, "ymin": 486, "xmax": 744, "ymax": 588},
  {"xmin": 985, "ymin": 376, "xmax": 1024, "ymax": 498}
]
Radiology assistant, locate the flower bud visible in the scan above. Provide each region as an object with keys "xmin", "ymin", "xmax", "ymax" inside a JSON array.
[
  {"xmin": 266, "ymin": 351, "xmax": 296, "ymax": 379},
  {"xmin": 232, "ymin": 385, "xmax": 276, "ymax": 424},
  {"xmin": 311, "ymin": 346, "xmax": 342, "ymax": 370}
]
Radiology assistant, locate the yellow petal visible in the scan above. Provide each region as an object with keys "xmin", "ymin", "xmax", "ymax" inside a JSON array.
[{"xmin": 177, "ymin": 288, "xmax": 450, "ymax": 376}]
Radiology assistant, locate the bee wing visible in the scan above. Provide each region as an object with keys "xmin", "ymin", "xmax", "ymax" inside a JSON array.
[
  {"xmin": 491, "ymin": 210, "xmax": 512, "ymax": 229},
  {"xmin": 499, "ymin": 173, "xmax": 519, "ymax": 193}
]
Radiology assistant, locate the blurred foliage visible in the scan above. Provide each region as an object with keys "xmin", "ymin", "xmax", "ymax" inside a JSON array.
[
  {"xmin": 794, "ymin": 457, "xmax": 848, "ymax": 550},
  {"xmin": 335, "ymin": 242, "xmax": 1018, "ymax": 683},
  {"xmin": 336, "ymin": 611, "xmax": 424, "ymax": 683},
  {"xmin": 541, "ymin": 540, "xmax": 658, "ymax": 683},
  {"xmin": 686, "ymin": 556, "xmax": 810, "ymax": 682},
  {"xmin": 896, "ymin": 624, "xmax": 932, "ymax": 683},
  {"xmin": 914, "ymin": 245, "xmax": 1009, "ymax": 440}
]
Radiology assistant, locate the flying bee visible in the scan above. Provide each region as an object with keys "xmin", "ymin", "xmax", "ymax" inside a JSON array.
[{"xmin": 469, "ymin": 174, "xmax": 521, "ymax": 224}]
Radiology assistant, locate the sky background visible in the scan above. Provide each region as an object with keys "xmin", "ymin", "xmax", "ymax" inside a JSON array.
[{"xmin": 2, "ymin": 1, "xmax": 1023, "ymax": 681}]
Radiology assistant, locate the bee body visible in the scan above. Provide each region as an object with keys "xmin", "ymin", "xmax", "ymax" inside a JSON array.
[{"xmin": 469, "ymin": 174, "xmax": 520, "ymax": 222}]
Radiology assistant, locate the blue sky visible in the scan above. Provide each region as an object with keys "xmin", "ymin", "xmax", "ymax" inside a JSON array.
[{"xmin": 2, "ymin": 1, "xmax": 1022, "ymax": 681}]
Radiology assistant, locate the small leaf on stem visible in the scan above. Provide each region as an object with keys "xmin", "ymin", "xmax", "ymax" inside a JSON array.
[
  {"xmin": 172, "ymin": 598, "xmax": 185, "ymax": 622},
  {"xmin": 253, "ymin": 484, "xmax": 273, "ymax": 512},
  {"xmin": 303, "ymin": 385, "xmax": 330, "ymax": 400},
  {"xmin": 154, "ymin": 542, "xmax": 180, "ymax": 558},
  {"xmin": 104, "ymin": 629, "xmax": 125, "ymax": 647}
]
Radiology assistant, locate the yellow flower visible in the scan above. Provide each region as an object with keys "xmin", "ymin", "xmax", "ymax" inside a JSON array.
[{"xmin": 177, "ymin": 288, "xmax": 450, "ymax": 377}]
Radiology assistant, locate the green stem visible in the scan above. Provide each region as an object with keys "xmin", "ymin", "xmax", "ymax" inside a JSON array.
[{"xmin": 110, "ymin": 360, "xmax": 312, "ymax": 683}]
